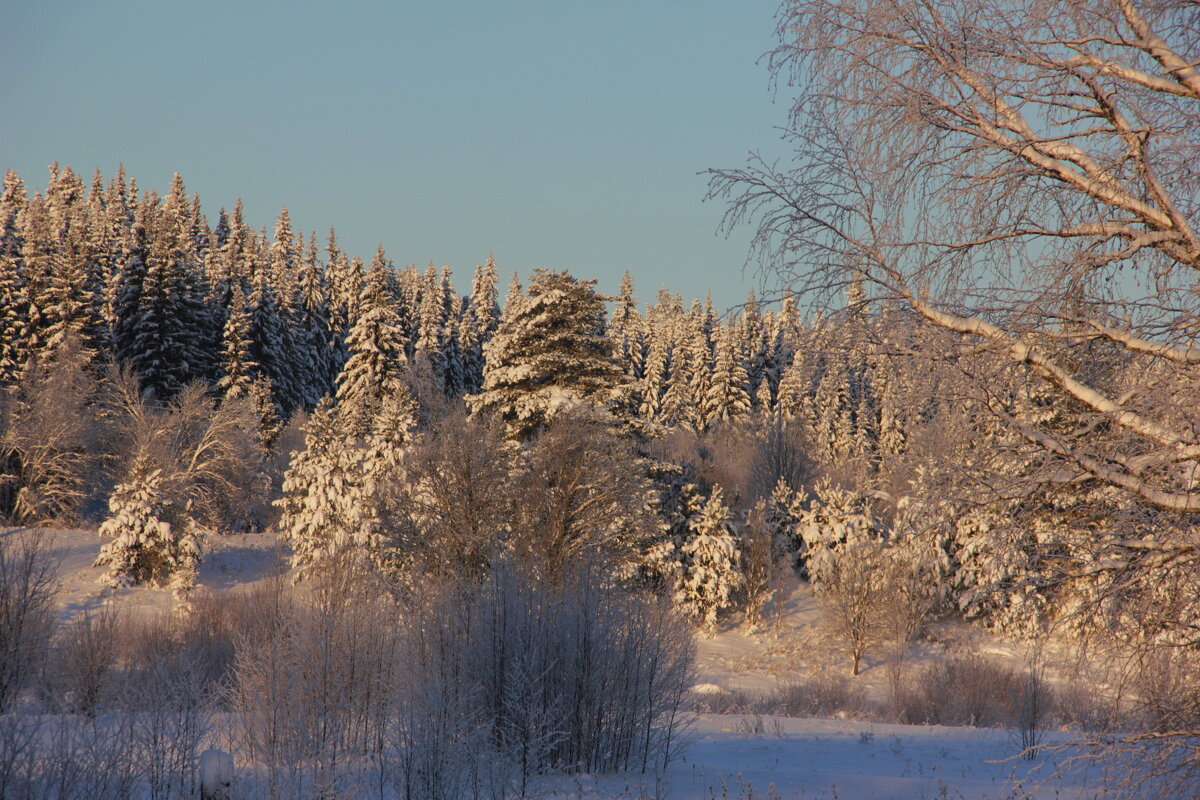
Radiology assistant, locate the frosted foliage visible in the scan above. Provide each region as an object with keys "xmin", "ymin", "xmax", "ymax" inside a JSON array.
[
  {"xmin": 676, "ymin": 485, "xmax": 742, "ymax": 631},
  {"xmin": 276, "ymin": 390, "xmax": 417, "ymax": 578},
  {"xmin": 335, "ymin": 262, "xmax": 408, "ymax": 419},
  {"xmin": 95, "ymin": 457, "xmax": 202, "ymax": 600},
  {"xmin": 469, "ymin": 269, "xmax": 622, "ymax": 439},
  {"xmin": 795, "ymin": 480, "xmax": 878, "ymax": 587}
]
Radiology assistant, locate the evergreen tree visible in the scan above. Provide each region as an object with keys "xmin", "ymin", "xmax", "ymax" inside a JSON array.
[
  {"xmin": 468, "ymin": 269, "xmax": 623, "ymax": 440},
  {"xmin": 676, "ymin": 485, "xmax": 742, "ymax": 631},
  {"xmin": 460, "ymin": 256, "xmax": 500, "ymax": 394},
  {"xmin": 703, "ymin": 323, "xmax": 752, "ymax": 428},
  {"xmin": 95, "ymin": 455, "xmax": 202, "ymax": 600},
  {"xmin": 295, "ymin": 231, "xmax": 332, "ymax": 406},
  {"xmin": 218, "ymin": 281, "xmax": 258, "ymax": 399},
  {"xmin": 414, "ymin": 262, "xmax": 448, "ymax": 389},
  {"xmin": 111, "ymin": 205, "xmax": 151, "ymax": 370},
  {"xmin": 0, "ymin": 171, "xmax": 30, "ymax": 384},
  {"xmin": 276, "ymin": 388, "xmax": 418, "ymax": 577},
  {"xmin": 335, "ymin": 248, "xmax": 409, "ymax": 427},
  {"xmin": 275, "ymin": 399, "xmax": 357, "ymax": 578}
]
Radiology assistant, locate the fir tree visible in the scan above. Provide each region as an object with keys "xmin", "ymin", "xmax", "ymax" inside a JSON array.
[
  {"xmin": 295, "ymin": 231, "xmax": 333, "ymax": 406},
  {"xmin": 703, "ymin": 323, "xmax": 752, "ymax": 428},
  {"xmin": 0, "ymin": 171, "xmax": 30, "ymax": 384},
  {"xmin": 414, "ymin": 262, "xmax": 448, "ymax": 389},
  {"xmin": 275, "ymin": 399, "xmax": 355, "ymax": 578},
  {"xmin": 460, "ymin": 256, "xmax": 500, "ymax": 394},
  {"xmin": 218, "ymin": 281, "xmax": 258, "ymax": 399}
]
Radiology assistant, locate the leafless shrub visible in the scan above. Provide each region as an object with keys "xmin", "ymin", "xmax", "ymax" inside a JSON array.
[
  {"xmin": 876, "ymin": 542, "xmax": 943, "ymax": 717},
  {"xmin": 688, "ymin": 687, "xmax": 751, "ymax": 715},
  {"xmin": 390, "ymin": 406, "xmax": 513, "ymax": 581},
  {"xmin": 1051, "ymin": 680, "xmax": 1122, "ymax": 733},
  {"xmin": 1012, "ymin": 660, "xmax": 1050, "ymax": 760},
  {"xmin": 688, "ymin": 675, "xmax": 868, "ymax": 719},
  {"xmin": 899, "ymin": 653, "xmax": 1025, "ymax": 728},
  {"xmin": 761, "ymin": 674, "xmax": 869, "ymax": 719},
  {"xmin": 47, "ymin": 605, "xmax": 123, "ymax": 717},
  {"xmin": 226, "ymin": 564, "xmax": 397, "ymax": 800},
  {"xmin": 737, "ymin": 500, "xmax": 791, "ymax": 628},
  {"xmin": 0, "ymin": 337, "xmax": 98, "ymax": 524},
  {"xmin": 389, "ymin": 564, "xmax": 695, "ymax": 796},
  {"xmin": 0, "ymin": 712, "xmax": 138, "ymax": 800},
  {"xmin": 124, "ymin": 643, "xmax": 212, "ymax": 800},
  {"xmin": 747, "ymin": 416, "xmax": 811, "ymax": 501},
  {"xmin": 509, "ymin": 410, "xmax": 657, "ymax": 585},
  {"xmin": 0, "ymin": 531, "xmax": 58, "ymax": 712},
  {"xmin": 816, "ymin": 541, "xmax": 885, "ymax": 676}
]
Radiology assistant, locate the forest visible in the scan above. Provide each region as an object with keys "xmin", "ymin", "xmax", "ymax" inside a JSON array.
[
  {"xmin": 3, "ymin": 0, "xmax": 1200, "ymax": 796},
  {"xmin": 0, "ymin": 159, "xmax": 1195, "ymax": 798}
]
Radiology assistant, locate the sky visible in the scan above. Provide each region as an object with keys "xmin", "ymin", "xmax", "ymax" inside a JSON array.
[{"xmin": 1, "ymin": 0, "xmax": 789, "ymax": 310}]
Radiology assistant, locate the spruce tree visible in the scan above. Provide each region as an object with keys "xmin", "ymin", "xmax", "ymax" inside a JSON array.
[
  {"xmin": 335, "ymin": 249, "xmax": 409, "ymax": 427},
  {"xmin": 703, "ymin": 323, "xmax": 752, "ymax": 428},
  {"xmin": 0, "ymin": 171, "xmax": 30, "ymax": 384},
  {"xmin": 460, "ymin": 256, "xmax": 500, "ymax": 393},
  {"xmin": 676, "ymin": 485, "xmax": 742, "ymax": 631},
  {"xmin": 95, "ymin": 455, "xmax": 202, "ymax": 600},
  {"xmin": 218, "ymin": 281, "xmax": 258, "ymax": 399}
]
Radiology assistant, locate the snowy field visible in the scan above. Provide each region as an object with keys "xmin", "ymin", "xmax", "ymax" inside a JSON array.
[
  {"xmin": 15, "ymin": 527, "xmax": 1113, "ymax": 799},
  {"xmin": 556, "ymin": 716, "xmax": 1102, "ymax": 800}
]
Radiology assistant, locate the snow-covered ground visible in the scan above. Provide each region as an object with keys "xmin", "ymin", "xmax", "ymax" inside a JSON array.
[
  {"xmin": 5, "ymin": 526, "xmax": 287, "ymax": 623},
  {"xmin": 556, "ymin": 716, "xmax": 1103, "ymax": 799},
  {"xmin": 9, "ymin": 526, "xmax": 1111, "ymax": 799}
]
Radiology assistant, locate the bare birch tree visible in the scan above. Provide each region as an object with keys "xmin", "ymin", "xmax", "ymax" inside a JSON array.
[
  {"xmin": 710, "ymin": 0, "xmax": 1200, "ymax": 789},
  {"xmin": 710, "ymin": 0, "xmax": 1200, "ymax": 513}
]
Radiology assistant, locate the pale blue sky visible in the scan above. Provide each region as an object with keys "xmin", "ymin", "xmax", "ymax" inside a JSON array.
[{"xmin": 2, "ymin": 0, "xmax": 786, "ymax": 309}]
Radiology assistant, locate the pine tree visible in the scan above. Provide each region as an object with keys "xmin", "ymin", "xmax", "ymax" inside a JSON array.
[{"xmin": 468, "ymin": 269, "xmax": 624, "ymax": 440}]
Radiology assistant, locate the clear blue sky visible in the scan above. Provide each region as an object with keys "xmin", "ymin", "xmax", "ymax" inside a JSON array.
[{"xmin": 2, "ymin": 0, "xmax": 786, "ymax": 310}]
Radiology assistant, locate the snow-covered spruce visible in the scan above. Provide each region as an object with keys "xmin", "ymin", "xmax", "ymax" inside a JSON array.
[
  {"xmin": 675, "ymin": 485, "xmax": 742, "ymax": 632},
  {"xmin": 95, "ymin": 456, "xmax": 201, "ymax": 599}
]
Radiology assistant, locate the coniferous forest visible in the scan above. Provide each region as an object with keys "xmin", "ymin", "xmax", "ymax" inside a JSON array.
[
  {"xmin": 1, "ymin": 159, "xmax": 1198, "ymax": 800},
  {"xmin": 0, "ymin": 162, "xmax": 1114, "ymax": 635}
]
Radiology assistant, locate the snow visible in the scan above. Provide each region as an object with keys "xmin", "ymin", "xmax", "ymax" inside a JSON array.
[
  {"xmin": 7, "ymin": 528, "xmax": 1114, "ymax": 798},
  {"xmin": 8, "ymin": 526, "xmax": 287, "ymax": 623},
  {"xmin": 539, "ymin": 716, "xmax": 1101, "ymax": 799}
]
